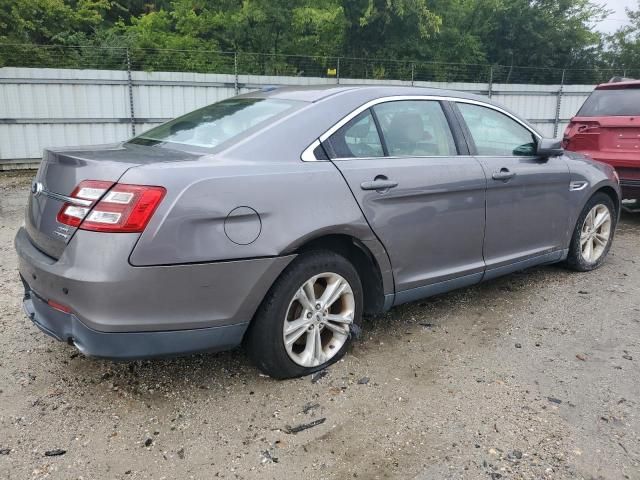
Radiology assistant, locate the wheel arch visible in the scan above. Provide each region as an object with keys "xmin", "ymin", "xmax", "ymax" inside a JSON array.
[
  {"xmin": 565, "ymin": 184, "xmax": 618, "ymax": 272},
  {"xmin": 567, "ymin": 183, "xmax": 620, "ymax": 248},
  {"xmin": 594, "ymin": 185, "xmax": 621, "ymax": 219},
  {"xmin": 292, "ymin": 233, "xmax": 389, "ymax": 316}
]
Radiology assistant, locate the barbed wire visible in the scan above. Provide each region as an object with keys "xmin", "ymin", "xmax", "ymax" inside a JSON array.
[{"xmin": 0, "ymin": 43, "xmax": 637, "ymax": 85}]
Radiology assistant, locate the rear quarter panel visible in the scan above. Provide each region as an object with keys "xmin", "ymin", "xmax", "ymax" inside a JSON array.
[{"xmin": 120, "ymin": 158, "xmax": 393, "ymax": 294}]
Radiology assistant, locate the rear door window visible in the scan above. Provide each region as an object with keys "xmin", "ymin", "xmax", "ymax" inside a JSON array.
[
  {"xmin": 325, "ymin": 110, "xmax": 384, "ymax": 158},
  {"xmin": 577, "ymin": 89, "xmax": 640, "ymax": 116},
  {"xmin": 372, "ymin": 100, "xmax": 457, "ymax": 156}
]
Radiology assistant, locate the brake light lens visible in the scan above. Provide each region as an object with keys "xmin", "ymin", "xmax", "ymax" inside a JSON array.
[
  {"xmin": 56, "ymin": 180, "xmax": 114, "ymax": 227},
  {"xmin": 57, "ymin": 181, "xmax": 166, "ymax": 233},
  {"xmin": 81, "ymin": 184, "xmax": 166, "ymax": 232}
]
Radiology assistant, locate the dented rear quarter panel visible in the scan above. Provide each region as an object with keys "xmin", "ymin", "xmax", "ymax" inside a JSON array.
[{"xmin": 121, "ymin": 157, "xmax": 394, "ymax": 297}]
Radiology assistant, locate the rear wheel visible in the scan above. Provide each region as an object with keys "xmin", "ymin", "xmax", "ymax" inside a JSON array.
[
  {"xmin": 566, "ymin": 192, "xmax": 616, "ymax": 271},
  {"xmin": 245, "ymin": 250, "xmax": 363, "ymax": 379}
]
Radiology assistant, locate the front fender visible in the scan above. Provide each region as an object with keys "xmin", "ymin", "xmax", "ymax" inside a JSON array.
[{"xmin": 564, "ymin": 152, "xmax": 622, "ymax": 245}]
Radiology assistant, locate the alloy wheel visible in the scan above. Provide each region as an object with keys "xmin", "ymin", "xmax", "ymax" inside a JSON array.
[
  {"xmin": 283, "ymin": 272, "xmax": 355, "ymax": 367},
  {"xmin": 580, "ymin": 204, "xmax": 612, "ymax": 263}
]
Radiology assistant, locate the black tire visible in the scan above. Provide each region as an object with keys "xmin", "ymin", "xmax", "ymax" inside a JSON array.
[
  {"xmin": 566, "ymin": 192, "xmax": 616, "ymax": 272},
  {"xmin": 244, "ymin": 250, "xmax": 364, "ymax": 379}
]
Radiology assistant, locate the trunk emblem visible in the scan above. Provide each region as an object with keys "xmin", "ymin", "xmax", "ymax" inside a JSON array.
[
  {"xmin": 31, "ymin": 183, "xmax": 93, "ymax": 207},
  {"xmin": 31, "ymin": 181, "xmax": 44, "ymax": 197}
]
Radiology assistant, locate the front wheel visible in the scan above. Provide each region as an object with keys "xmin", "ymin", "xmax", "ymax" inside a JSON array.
[
  {"xmin": 244, "ymin": 250, "xmax": 363, "ymax": 379},
  {"xmin": 566, "ymin": 192, "xmax": 616, "ymax": 271}
]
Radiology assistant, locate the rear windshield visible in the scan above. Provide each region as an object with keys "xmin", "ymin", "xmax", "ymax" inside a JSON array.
[
  {"xmin": 577, "ymin": 89, "xmax": 640, "ymax": 116},
  {"xmin": 129, "ymin": 98, "xmax": 303, "ymax": 149}
]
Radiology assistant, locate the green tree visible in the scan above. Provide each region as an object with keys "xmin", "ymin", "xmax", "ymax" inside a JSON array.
[
  {"xmin": 0, "ymin": 0, "xmax": 626, "ymax": 82},
  {"xmin": 0, "ymin": 0, "xmax": 110, "ymax": 44},
  {"xmin": 482, "ymin": 0, "xmax": 608, "ymax": 81},
  {"xmin": 607, "ymin": 1, "xmax": 640, "ymax": 77},
  {"xmin": 0, "ymin": 0, "xmax": 115, "ymax": 67},
  {"xmin": 341, "ymin": 0, "xmax": 440, "ymax": 58},
  {"xmin": 419, "ymin": 0, "xmax": 497, "ymax": 64}
]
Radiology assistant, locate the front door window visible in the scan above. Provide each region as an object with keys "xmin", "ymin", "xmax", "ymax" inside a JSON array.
[{"xmin": 457, "ymin": 103, "xmax": 537, "ymax": 156}]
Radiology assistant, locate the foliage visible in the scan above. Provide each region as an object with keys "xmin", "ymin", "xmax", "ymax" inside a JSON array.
[
  {"xmin": 0, "ymin": 0, "xmax": 637, "ymax": 82},
  {"xmin": 606, "ymin": 0, "xmax": 640, "ymax": 78}
]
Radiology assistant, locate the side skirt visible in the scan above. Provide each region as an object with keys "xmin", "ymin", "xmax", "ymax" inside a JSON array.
[
  {"xmin": 482, "ymin": 249, "xmax": 567, "ymax": 282},
  {"xmin": 389, "ymin": 249, "xmax": 568, "ymax": 308},
  {"xmin": 393, "ymin": 272, "xmax": 484, "ymax": 307}
]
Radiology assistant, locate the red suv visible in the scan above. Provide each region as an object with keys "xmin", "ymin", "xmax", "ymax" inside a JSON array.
[{"xmin": 563, "ymin": 79, "xmax": 640, "ymax": 202}]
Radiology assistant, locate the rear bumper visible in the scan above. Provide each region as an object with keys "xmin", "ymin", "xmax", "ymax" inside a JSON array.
[
  {"xmin": 574, "ymin": 150, "xmax": 640, "ymax": 170},
  {"xmin": 15, "ymin": 227, "xmax": 295, "ymax": 358},
  {"xmin": 22, "ymin": 285, "xmax": 247, "ymax": 359}
]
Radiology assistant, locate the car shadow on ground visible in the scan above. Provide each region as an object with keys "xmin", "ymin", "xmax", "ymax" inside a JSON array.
[{"xmin": 53, "ymin": 262, "xmax": 566, "ymax": 395}]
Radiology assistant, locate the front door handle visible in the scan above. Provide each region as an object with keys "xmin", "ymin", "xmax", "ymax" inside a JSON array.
[
  {"xmin": 492, "ymin": 168, "xmax": 516, "ymax": 181},
  {"xmin": 360, "ymin": 176, "xmax": 398, "ymax": 192}
]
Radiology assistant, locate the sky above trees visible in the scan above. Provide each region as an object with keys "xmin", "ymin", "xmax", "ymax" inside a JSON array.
[{"xmin": 596, "ymin": 0, "xmax": 634, "ymax": 34}]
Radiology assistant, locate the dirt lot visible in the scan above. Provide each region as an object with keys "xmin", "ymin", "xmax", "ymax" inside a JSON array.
[{"xmin": 0, "ymin": 171, "xmax": 639, "ymax": 480}]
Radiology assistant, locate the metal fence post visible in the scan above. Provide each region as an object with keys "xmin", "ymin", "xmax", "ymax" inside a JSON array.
[
  {"xmin": 411, "ymin": 63, "xmax": 415, "ymax": 86},
  {"xmin": 336, "ymin": 57, "xmax": 340, "ymax": 84},
  {"xmin": 487, "ymin": 66, "xmax": 493, "ymax": 98},
  {"xmin": 234, "ymin": 52, "xmax": 239, "ymax": 95},
  {"xmin": 125, "ymin": 48, "xmax": 136, "ymax": 137},
  {"xmin": 553, "ymin": 69, "xmax": 565, "ymax": 138}
]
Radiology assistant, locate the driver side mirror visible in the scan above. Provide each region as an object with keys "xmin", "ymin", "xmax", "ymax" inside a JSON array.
[{"xmin": 537, "ymin": 138, "xmax": 564, "ymax": 157}]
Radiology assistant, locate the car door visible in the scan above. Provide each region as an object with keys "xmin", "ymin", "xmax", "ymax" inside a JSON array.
[
  {"xmin": 322, "ymin": 99, "xmax": 487, "ymax": 304},
  {"xmin": 453, "ymin": 101, "xmax": 571, "ymax": 278}
]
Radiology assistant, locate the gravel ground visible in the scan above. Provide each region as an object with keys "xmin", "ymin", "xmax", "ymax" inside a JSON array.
[{"xmin": 0, "ymin": 171, "xmax": 639, "ymax": 480}]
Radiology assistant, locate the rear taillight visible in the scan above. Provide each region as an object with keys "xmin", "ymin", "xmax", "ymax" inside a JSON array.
[
  {"xmin": 81, "ymin": 184, "xmax": 166, "ymax": 232},
  {"xmin": 57, "ymin": 181, "xmax": 166, "ymax": 233},
  {"xmin": 56, "ymin": 180, "xmax": 114, "ymax": 227}
]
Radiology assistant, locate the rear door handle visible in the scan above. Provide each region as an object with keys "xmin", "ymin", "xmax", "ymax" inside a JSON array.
[
  {"xmin": 492, "ymin": 168, "xmax": 516, "ymax": 181},
  {"xmin": 360, "ymin": 178, "xmax": 398, "ymax": 191}
]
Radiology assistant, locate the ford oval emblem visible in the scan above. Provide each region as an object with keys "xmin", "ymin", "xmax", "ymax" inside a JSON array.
[{"xmin": 31, "ymin": 181, "xmax": 44, "ymax": 197}]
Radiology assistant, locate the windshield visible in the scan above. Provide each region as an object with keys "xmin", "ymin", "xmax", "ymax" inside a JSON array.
[
  {"xmin": 577, "ymin": 89, "xmax": 640, "ymax": 116},
  {"xmin": 129, "ymin": 98, "xmax": 303, "ymax": 149}
]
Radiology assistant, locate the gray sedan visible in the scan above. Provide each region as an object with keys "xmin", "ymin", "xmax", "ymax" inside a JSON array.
[{"xmin": 15, "ymin": 86, "xmax": 620, "ymax": 378}]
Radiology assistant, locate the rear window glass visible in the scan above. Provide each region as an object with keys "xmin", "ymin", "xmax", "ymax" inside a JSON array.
[
  {"xmin": 325, "ymin": 110, "xmax": 384, "ymax": 158},
  {"xmin": 129, "ymin": 98, "xmax": 303, "ymax": 149},
  {"xmin": 577, "ymin": 89, "xmax": 640, "ymax": 116}
]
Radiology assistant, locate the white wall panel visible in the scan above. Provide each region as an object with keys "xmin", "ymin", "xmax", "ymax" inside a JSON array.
[{"xmin": 0, "ymin": 123, "xmax": 129, "ymax": 160}]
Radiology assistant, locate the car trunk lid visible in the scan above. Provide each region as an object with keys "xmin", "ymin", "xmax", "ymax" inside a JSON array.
[{"xmin": 26, "ymin": 143, "xmax": 197, "ymax": 259}]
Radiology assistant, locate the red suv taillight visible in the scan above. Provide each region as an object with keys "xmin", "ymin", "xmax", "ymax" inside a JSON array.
[{"xmin": 57, "ymin": 181, "xmax": 166, "ymax": 233}]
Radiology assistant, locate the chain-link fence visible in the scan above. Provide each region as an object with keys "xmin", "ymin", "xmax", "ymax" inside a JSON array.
[
  {"xmin": 1, "ymin": 44, "xmax": 638, "ymax": 85},
  {"xmin": 2, "ymin": 43, "xmax": 639, "ymax": 166}
]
